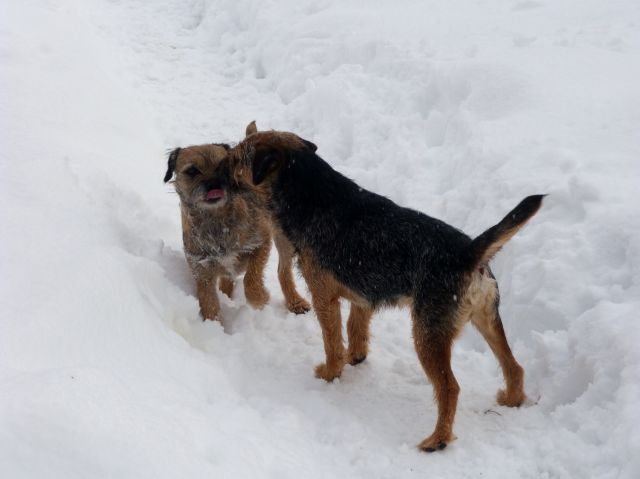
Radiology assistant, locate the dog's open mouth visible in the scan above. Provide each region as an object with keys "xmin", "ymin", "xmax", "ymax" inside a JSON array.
[{"xmin": 205, "ymin": 188, "xmax": 225, "ymax": 203}]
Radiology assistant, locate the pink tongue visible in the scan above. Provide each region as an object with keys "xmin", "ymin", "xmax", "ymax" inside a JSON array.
[{"xmin": 206, "ymin": 189, "xmax": 224, "ymax": 200}]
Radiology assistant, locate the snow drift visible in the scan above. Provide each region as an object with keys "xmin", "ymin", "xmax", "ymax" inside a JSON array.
[{"xmin": 1, "ymin": 0, "xmax": 639, "ymax": 477}]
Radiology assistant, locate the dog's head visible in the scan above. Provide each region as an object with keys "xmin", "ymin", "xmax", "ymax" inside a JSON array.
[
  {"xmin": 231, "ymin": 131, "xmax": 317, "ymax": 187},
  {"xmin": 163, "ymin": 143, "xmax": 233, "ymax": 211},
  {"xmin": 164, "ymin": 122, "xmax": 267, "ymax": 211}
]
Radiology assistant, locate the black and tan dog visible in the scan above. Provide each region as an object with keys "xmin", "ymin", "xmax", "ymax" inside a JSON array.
[
  {"xmin": 231, "ymin": 130, "xmax": 544, "ymax": 451},
  {"xmin": 163, "ymin": 124, "xmax": 310, "ymax": 324}
]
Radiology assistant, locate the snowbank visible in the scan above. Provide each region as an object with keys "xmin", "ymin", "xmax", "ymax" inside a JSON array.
[{"xmin": 1, "ymin": 0, "xmax": 639, "ymax": 477}]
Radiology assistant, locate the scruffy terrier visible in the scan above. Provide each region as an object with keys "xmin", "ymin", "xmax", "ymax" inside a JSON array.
[
  {"xmin": 231, "ymin": 130, "xmax": 544, "ymax": 451},
  {"xmin": 163, "ymin": 123, "xmax": 310, "ymax": 323}
]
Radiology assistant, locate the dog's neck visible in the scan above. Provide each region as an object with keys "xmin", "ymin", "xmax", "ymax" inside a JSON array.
[
  {"xmin": 269, "ymin": 151, "xmax": 361, "ymax": 248},
  {"xmin": 182, "ymin": 204, "xmax": 226, "ymax": 227}
]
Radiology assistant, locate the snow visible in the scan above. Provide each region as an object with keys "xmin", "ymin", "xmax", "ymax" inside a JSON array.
[{"xmin": 1, "ymin": 0, "xmax": 639, "ymax": 477}]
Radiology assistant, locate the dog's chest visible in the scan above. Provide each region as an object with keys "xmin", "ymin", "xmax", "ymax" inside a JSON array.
[{"xmin": 185, "ymin": 221, "xmax": 264, "ymax": 275}]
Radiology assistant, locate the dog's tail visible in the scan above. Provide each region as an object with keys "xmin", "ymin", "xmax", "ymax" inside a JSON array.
[{"xmin": 468, "ymin": 194, "xmax": 545, "ymax": 269}]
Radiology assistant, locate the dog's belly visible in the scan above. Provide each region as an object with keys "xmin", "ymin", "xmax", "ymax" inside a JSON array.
[
  {"xmin": 339, "ymin": 282, "xmax": 413, "ymax": 310},
  {"xmin": 307, "ymin": 215, "xmax": 472, "ymax": 307}
]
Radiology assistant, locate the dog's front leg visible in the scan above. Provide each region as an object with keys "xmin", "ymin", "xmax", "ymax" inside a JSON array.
[
  {"xmin": 194, "ymin": 267, "xmax": 222, "ymax": 322},
  {"xmin": 312, "ymin": 294, "xmax": 346, "ymax": 381},
  {"xmin": 299, "ymin": 256, "xmax": 345, "ymax": 380}
]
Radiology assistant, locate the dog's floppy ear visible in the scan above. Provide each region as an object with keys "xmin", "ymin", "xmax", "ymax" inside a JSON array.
[
  {"xmin": 245, "ymin": 120, "xmax": 258, "ymax": 137},
  {"xmin": 164, "ymin": 148, "xmax": 181, "ymax": 183},
  {"xmin": 301, "ymin": 138, "xmax": 317, "ymax": 152},
  {"xmin": 252, "ymin": 145, "xmax": 282, "ymax": 185}
]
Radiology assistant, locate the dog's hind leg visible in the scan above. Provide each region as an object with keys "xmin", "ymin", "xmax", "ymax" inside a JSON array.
[
  {"xmin": 273, "ymin": 229, "xmax": 310, "ymax": 314},
  {"xmin": 218, "ymin": 276, "xmax": 234, "ymax": 299},
  {"xmin": 471, "ymin": 299, "xmax": 526, "ymax": 407},
  {"xmin": 346, "ymin": 303, "xmax": 373, "ymax": 365},
  {"xmin": 412, "ymin": 311, "xmax": 460, "ymax": 452}
]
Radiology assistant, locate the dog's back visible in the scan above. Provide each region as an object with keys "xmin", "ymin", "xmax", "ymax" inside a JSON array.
[
  {"xmin": 239, "ymin": 130, "xmax": 543, "ymax": 451},
  {"xmin": 269, "ymin": 145, "xmax": 503, "ymax": 307}
]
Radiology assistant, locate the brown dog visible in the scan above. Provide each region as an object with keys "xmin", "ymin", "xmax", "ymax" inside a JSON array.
[
  {"xmin": 163, "ymin": 123, "xmax": 310, "ymax": 323},
  {"xmin": 231, "ymin": 130, "xmax": 543, "ymax": 451}
]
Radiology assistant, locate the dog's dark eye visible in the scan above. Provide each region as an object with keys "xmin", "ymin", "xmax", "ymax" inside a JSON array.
[{"xmin": 183, "ymin": 166, "xmax": 200, "ymax": 178}]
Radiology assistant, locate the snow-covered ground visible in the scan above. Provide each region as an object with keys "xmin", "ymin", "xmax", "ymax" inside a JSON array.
[{"xmin": 2, "ymin": 0, "xmax": 639, "ymax": 477}]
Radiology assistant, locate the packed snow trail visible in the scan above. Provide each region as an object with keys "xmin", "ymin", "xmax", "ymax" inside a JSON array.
[{"xmin": 1, "ymin": 1, "xmax": 639, "ymax": 478}]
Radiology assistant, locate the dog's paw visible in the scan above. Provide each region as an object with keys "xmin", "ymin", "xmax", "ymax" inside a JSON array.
[
  {"xmin": 346, "ymin": 344, "xmax": 368, "ymax": 366},
  {"xmin": 245, "ymin": 287, "xmax": 270, "ymax": 309},
  {"xmin": 286, "ymin": 297, "xmax": 311, "ymax": 315},
  {"xmin": 347, "ymin": 354, "xmax": 367, "ymax": 366},
  {"xmin": 417, "ymin": 431, "xmax": 455, "ymax": 453},
  {"xmin": 200, "ymin": 310, "xmax": 223, "ymax": 323},
  {"xmin": 497, "ymin": 389, "xmax": 526, "ymax": 407},
  {"xmin": 314, "ymin": 362, "xmax": 343, "ymax": 382}
]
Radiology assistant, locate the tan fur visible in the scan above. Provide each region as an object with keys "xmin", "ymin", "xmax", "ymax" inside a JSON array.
[
  {"xmin": 456, "ymin": 271, "xmax": 526, "ymax": 407},
  {"xmin": 273, "ymin": 228, "xmax": 311, "ymax": 314},
  {"xmin": 296, "ymin": 249, "xmax": 377, "ymax": 379},
  {"xmin": 346, "ymin": 304, "xmax": 373, "ymax": 365},
  {"xmin": 476, "ymin": 225, "xmax": 527, "ymax": 267},
  {"xmin": 474, "ymin": 196, "xmax": 544, "ymax": 268},
  {"xmin": 218, "ymin": 276, "xmax": 234, "ymax": 299},
  {"xmin": 174, "ymin": 147, "xmax": 270, "ymax": 321},
  {"xmin": 298, "ymin": 250, "xmax": 346, "ymax": 380},
  {"xmin": 168, "ymin": 124, "xmax": 310, "ymax": 323},
  {"xmin": 195, "ymin": 266, "xmax": 222, "ymax": 321},
  {"xmin": 252, "ymin": 130, "xmax": 309, "ymax": 151},
  {"xmin": 235, "ymin": 131, "xmax": 310, "ymax": 186},
  {"xmin": 245, "ymin": 120, "xmax": 258, "ymax": 136},
  {"xmin": 242, "ymin": 230, "xmax": 271, "ymax": 309},
  {"xmin": 412, "ymin": 318, "xmax": 460, "ymax": 451},
  {"xmin": 407, "ymin": 271, "xmax": 526, "ymax": 450},
  {"xmin": 233, "ymin": 123, "xmax": 311, "ymax": 315}
]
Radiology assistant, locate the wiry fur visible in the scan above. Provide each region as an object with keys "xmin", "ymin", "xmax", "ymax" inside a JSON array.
[
  {"xmin": 164, "ymin": 126, "xmax": 310, "ymax": 323},
  {"xmin": 231, "ymin": 130, "xmax": 544, "ymax": 451}
]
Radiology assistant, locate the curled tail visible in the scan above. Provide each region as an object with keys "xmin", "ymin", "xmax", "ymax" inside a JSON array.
[{"xmin": 469, "ymin": 194, "xmax": 545, "ymax": 269}]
